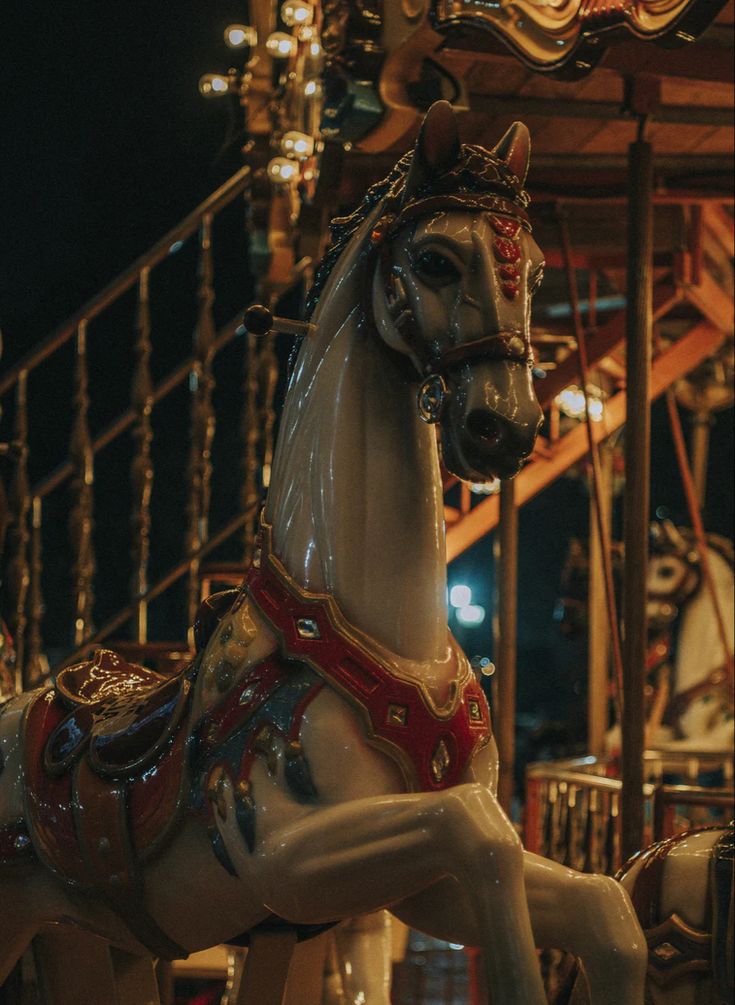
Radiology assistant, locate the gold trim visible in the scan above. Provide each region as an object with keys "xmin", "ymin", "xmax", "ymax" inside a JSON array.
[{"xmin": 254, "ymin": 518, "xmax": 473, "ymax": 722}]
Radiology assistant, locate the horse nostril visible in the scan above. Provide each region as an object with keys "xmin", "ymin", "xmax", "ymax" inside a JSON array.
[{"xmin": 466, "ymin": 409, "xmax": 504, "ymax": 449}]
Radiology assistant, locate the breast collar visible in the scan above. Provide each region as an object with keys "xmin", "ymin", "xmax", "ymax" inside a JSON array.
[{"xmin": 240, "ymin": 520, "xmax": 492, "ymax": 791}]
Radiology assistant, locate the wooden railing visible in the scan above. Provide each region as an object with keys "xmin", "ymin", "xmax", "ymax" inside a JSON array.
[
  {"xmin": 0, "ymin": 165, "xmax": 281, "ymax": 690},
  {"xmin": 525, "ymin": 751, "xmax": 734, "ymax": 875}
]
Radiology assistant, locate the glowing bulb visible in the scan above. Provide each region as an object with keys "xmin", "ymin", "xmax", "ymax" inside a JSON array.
[
  {"xmin": 555, "ymin": 385, "xmax": 586, "ymax": 420},
  {"xmin": 457, "ymin": 604, "xmax": 486, "ymax": 627},
  {"xmin": 588, "ymin": 397, "xmax": 604, "ymax": 422},
  {"xmin": 304, "ymin": 79, "xmax": 320, "ymax": 97},
  {"xmin": 267, "ymin": 156, "xmax": 299, "ymax": 184},
  {"xmin": 281, "ymin": 131, "xmax": 315, "ymax": 159},
  {"xmin": 266, "ymin": 31, "xmax": 298, "ymax": 58},
  {"xmin": 555, "ymin": 384, "xmax": 605, "ymax": 421},
  {"xmin": 224, "ymin": 24, "xmax": 257, "ymax": 48},
  {"xmin": 449, "ymin": 585, "xmax": 472, "ymax": 609},
  {"xmin": 199, "ymin": 73, "xmax": 231, "ymax": 97},
  {"xmin": 281, "ymin": 1, "xmax": 314, "ymax": 27},
  {"xmin": 470, "ymin": 478, "xmax": 501, "ymax": 495},
  {"xmin": 310, "ymin": 41, "xmax": 322, "ymax": 57}
]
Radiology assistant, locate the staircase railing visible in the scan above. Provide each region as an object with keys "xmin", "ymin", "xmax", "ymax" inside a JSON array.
[{"xmin": 0, "ymin": 165, "xmax": 281, "ymax": 691}]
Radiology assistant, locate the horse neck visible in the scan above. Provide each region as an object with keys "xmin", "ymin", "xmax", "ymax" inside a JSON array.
[
  {"xmin": 674, "ymin": 547, "xmax": 734, "ymax": 691},
  {"xmin": 264, "ymin": 216, "xmax": 448, "ymax": 664}
]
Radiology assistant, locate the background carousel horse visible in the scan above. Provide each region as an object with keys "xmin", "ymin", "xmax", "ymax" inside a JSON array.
[
  {"xmin": 555, "ymin": 521, "xmax": 734, "ymax": 751},
  {"xmin": 647, "ymin": 521, "xmax": 734, "ymax": 751},
  {"xmin": 0, "ymin": 102, "xmax": 646, "ymax": 1005},
  {"xmin": 566, "ymin": 824, "xmax": 734, "ymax": 1005}
]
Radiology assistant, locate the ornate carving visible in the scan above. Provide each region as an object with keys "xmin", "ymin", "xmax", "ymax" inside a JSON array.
[
  {"xmin": 69, "ymin": 322, "xmax": 96, "ymax": 647},
  {"xmin": 239, "ymin": 332, "xmax": 260, "ymax": 564},
  {"xmin": 186, "ymin": 216, "xmax": 217, "ymax": 627},
  {"xmin": 130, "ymin": 267, "xmax": 154, "ymax": 643},
  {"xmin": 24, "ymin": 496, "xmax": 47, "ymax": 686},
  {"xmin": 257, "ymin": 334, "xmax": 279, "ymax": 494},
  {"xmin": 6, "ymin": 372, "xmax": 30, "ymax": 690},
  {"xmin": 431, "ymin": 0, "xmax": 728, "ymax": 78}
]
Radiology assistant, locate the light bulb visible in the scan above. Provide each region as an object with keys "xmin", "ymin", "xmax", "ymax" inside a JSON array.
[
  {"xmin": 224, "ymin": 24, "xmax": 257, "ymax": 49},
  {"xmin": 457, "ymin": 604, "xmax": 486, "ymax": 627},
  {"xmin": 266, "ymin": 31, "xmax": 298, "ymax": 58},
  {"xmin": 199, "ymin": 73, "xmax": 231, "ymax": 97},
  {"xmin": 304, "ymin": 79, "xmax": 321, "ymax": 97},
  {"xmin": 281, "ymin": 1, "xmax": 314, "ymax": 27},
  {"xmin": 449, "ymin": 585, "xmax": 472, "ymax": 609},
  {"xmin": 281, "ymin": 131, "xmax": 315, "ymax": 159},
  {"xmin": 267, "ymin": 157, "xmax": 299, "ymax": 184}
]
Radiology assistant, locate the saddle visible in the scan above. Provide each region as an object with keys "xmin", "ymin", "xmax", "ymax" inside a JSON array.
[{"xmin": 21, "ymin": 594, "xmax": 237, "ymax": 960}]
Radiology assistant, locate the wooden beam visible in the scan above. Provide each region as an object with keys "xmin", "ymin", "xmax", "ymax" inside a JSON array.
[
  {"xmin": 536, "ymin": 282, "xmax": 680, "ymax": 409},
  {"xmin": 684, "ymin": 268, "xmax": 735, "ymax": 332},
  {"xmin": 703, "ymin": 203, "xmax": 735, "ymax": 258},
  {"xmin": 446, "ymin": 322, "xmax": 725, "ymax": 561}
]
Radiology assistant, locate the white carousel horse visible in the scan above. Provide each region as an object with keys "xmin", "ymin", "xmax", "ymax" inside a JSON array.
[
  {"xmin": 618, "ymin": 824, "xmax": 734, "ymax": 1005},
  {"xmin": 566, "ymin": 824, "xmax": 733, "ymax": 1005},
  {"xmin": 646, "ymin": 521, "xmax": 734, "ymax": 751},
  {"xmin": 0, "ymin": 102, "xmax": 646, "ymax": 1005}
]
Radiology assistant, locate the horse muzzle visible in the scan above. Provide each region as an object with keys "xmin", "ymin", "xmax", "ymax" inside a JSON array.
[{"xmin": 437, "ymin": 359, "xmax": 542, "ymax": 482}]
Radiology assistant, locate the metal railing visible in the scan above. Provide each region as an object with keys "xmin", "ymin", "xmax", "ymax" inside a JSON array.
[
  {"xmin": 0, "ymin": 165, "xmax": 281, "ymax": 689},
  {"xmin": 525, "ymin": 750, "xmax": 734, "ymax": 875}
]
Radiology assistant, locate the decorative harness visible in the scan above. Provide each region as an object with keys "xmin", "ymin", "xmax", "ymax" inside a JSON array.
[{"xmin": 197, "ymin": 519, "xmax": 492, "ymax": 798}]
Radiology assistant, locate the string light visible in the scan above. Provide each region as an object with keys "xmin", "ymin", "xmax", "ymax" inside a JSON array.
[
  {"xmin": 555, "ymin": 384, "xmax": 605, "ymax": 422},
  {"xmin": 199, "ymin": 73, "xmax": 231, "ymax": 97},
  {"xmin": 266, "ymin": 32, "xmax": 298, "ymax": 58},
  {"xmin": 281, "ymin": 131, "xmax": 316, "ymax": 158},
  {"xmin": 267, "ymin": 157, "xmax": 299, "ymax": 184},
  {"xmin": 224, "ymin": 24, "xmax": 257, "ymax": 49},
  {"xmin": 281, "ymin": 1, "xmax": 314, "ymax": 27}
]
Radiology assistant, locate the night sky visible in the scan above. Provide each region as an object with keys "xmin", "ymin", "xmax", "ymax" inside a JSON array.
[{"xmin": 2, "ymin": 3, "xmax": 733, "ymax": 754}]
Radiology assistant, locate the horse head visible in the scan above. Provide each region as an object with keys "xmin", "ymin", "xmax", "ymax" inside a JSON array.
[
  {"xmin": 371, "ymin": 101, "xmax": 544, "ymax": 481},
  {"xmin": 309, "ymin": 101, "xmax": 544, "ymax": 482}
]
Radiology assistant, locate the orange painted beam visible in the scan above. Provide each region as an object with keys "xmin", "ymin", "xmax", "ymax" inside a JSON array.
[
  {"xmin": 446, "ymin": 322, "xmax": 725, "ymax": 562},
  {"xmin": 684, "ymin": 269, "xmax": 734, "ymax": 333},
  {"xmin": 537, "ymin": 281, "xmax": 679, "ymax": 407}
]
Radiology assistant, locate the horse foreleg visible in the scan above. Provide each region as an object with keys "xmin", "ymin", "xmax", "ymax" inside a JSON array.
[
  {"xmin": 523, "ymin": 853, "xmax": 647, "ymax": 1005},
  {"xmin": 218, "ymin": 781, "xmax": 547, "ymax": 1005}
]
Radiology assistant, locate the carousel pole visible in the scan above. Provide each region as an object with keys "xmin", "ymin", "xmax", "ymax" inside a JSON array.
[
  {"xmin": 621, "ymin": 122, "xmax": 654, "ymax": 864},
  {"xmin": 689, "ymin": 411, "xmax": 711, "ymax": 507},
  {"xmin": 495, "ymin": 478, "xmax": 519, "ymax": 816},
  {"xmin": 588, "ymin": 445, "xmax": 613, "ymax": 758}
]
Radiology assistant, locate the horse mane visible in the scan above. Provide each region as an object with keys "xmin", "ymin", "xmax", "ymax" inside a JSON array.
[{"xmin": 304, "ymin": 142, "xmax": 529, "ymax": 319}]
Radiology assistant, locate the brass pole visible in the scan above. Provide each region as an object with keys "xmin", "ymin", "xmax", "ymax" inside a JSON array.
[
  {"xmin": 588, "ymin": 446, "xmax": 613, "ymax": 758},
  {"xmin": 496, "ymin": 478, "xmax": 518, "ymax": 816},
  {"xmin": 622, "ymin": 134, "xmax": 653, "ymax": 863},
  {"xmin": 689, "ymin": 411, "xmax": 711, "ymax": 508}
]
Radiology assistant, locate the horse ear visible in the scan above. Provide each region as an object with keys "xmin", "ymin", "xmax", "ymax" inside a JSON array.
[
  {"xmin": 492, "ymin": 121, "xmax": 530, "ymax": 185},
  {"xmin": 401, "ymin": 101, "xmax": 461, "ymax": 205}
]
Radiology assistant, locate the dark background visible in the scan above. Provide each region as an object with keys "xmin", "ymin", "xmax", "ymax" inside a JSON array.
[{"xmin": 1, "ymin": 2, "xmax": 732, "ymax": 754}]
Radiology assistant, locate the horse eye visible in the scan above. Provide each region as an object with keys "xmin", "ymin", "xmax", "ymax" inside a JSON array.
[{"xmin": 413, "ymin": 250, "xmax": 461, "ymax": 287}]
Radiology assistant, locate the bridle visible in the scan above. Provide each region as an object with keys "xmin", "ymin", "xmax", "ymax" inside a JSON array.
[{"xmin": 366, "ymin": 191, "xmax": 536, "ymax": 423}]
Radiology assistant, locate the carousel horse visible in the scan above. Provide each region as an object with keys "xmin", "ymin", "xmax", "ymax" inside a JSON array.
[
  {"xmin": 647, "ymin": 521, "xmax": 734, "ymax": 751},
  {"xmin": 0, "ymin": 102, "xmax": 647, "ymax": 1005},
  {"xmin": 565, "ymin": 824, "xmax": 734, "ymax": 1005},
  {"xmin": 556, "ymin": 522, "xmax": 734, "ymax": 751}
]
